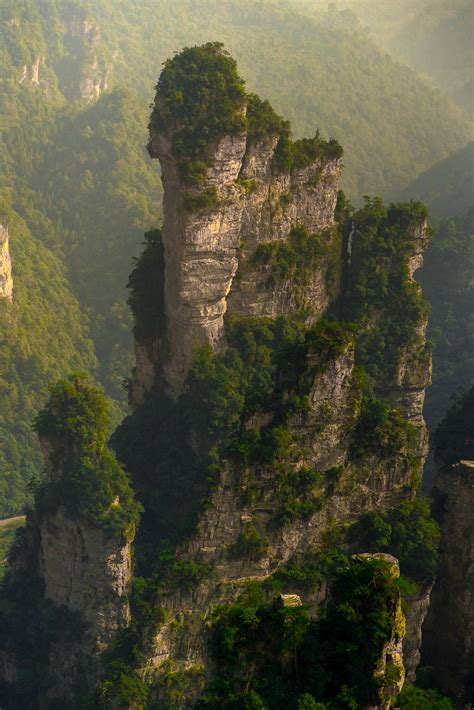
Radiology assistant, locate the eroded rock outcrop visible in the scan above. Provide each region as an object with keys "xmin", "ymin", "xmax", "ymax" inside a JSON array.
[
  {"xmin": 0, "ymin": 376, "xmax": 140, "ymax": 705},
  {"xmin": 1, "ymin": 44, "xmax": 434, "ymax": 708},
  {"xmin": 114, "ymin": 44, "xmax": 432, "ymax": 708},
  {"xmin": 141, "ymin": 50, "xmax": 341, "ymax": 398},
  {"xmin": 422, "ymin": 460, "xmax": 474, "ymax": 706},
  {"xmin": 402, "ymin": 583, "xmax": 433, "ymax": 682},
  {"xmin": 0, "ymin": 221, "xmax": 13, "ymax": 301}
]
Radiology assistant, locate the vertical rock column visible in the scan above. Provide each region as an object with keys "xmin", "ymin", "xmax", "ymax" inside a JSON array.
[
  {"xmin": 422, "ymin": 460, "xmax": 474, "ymax": 706},
  {"xmin": 148, "ymin": 123, "xmax": 247, "ymax": 396}
]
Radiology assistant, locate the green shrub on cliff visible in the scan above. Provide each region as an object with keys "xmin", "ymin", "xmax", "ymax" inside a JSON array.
[
  {"xmin": 353, "ymin": 498, "xmax": 440, "ymax": 583},
  {"xmin": 352, "ymin": 395, "xmax": 418, "ymax": 457},
  {"xmin": 202, "ymin": 556, "xmax": 401, "ymax": 707},
  {"xmin": 151, "ymin": 42, "xmax": 246, "ymax": 170},
  {"xmin": 252, "ymin": 225, "xmax": 339, "ymax": 293},
  {"xmin": 34, "ymin": 374, "xmax": 141, "ymax": 537},
  {"xmin": 343, "ymin": 197, "xmax": 431, "ymax": 381},
  {"xmin": 396, "ymin": 685, "xmax": 455, "ymax": 709}
]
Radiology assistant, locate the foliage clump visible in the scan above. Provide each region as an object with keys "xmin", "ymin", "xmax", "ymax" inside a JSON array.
[
  {"xmin": 352, "ymin": 395, "xmax": 418, "ymax": 457},
  {"xmin": 34, "ymin": 374, "xmax": 141, "ymax": 537},
  {"xmin": 150, "ymin": 42, "xmax": 246, "ymax": 176},
  {"xmin": 396, "ymin": 685, "xmax": 454, "ymax": 709},
  {"xmin": 273, "ymin": 130, "xmax": 343, "ymax": 172},
  {"xmin": 352, "ymin": 498, "xmax": 440, "ymax": 584},
  {"xmin": 246, "ymin": 93, "xmax": 287, "ymax": 141},
  {"xmin": 230, "ymin": 526, "xmax": 270, "ymax": 561},
  {"xmin": 343, "ymin": 197, "xmax": 430, "ymax": 380},
  {"xmin": 201, "ymin": 556, "xmax": 401, "ymax": 707},
  {"xmin": 252, "ymin": 224, "xmax": 340, "ymax": 297},
  {"xmin": 127, "ymin": 228, "xmax": 165, "ymax": 343}
]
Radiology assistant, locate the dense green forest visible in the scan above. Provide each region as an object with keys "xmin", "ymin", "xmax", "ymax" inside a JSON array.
[
  {"xmin": 0, "ymin": 200, "xmax": 97, "ymax": 517},
  {"xmin": 290, "ymin": 0, "xmax": 472, "ymax": 113},
  {"xmin": 0, "ymin": 0, "xmax": 472, "ymax": 519},
  {"xmin": 385, "ymin": 0, "xmax": 473, "ymax": 114}
]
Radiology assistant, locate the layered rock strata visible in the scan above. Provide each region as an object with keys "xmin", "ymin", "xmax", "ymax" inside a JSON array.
[
  {"xmin": 143, "ymin": 101, "xmax": 340, "ymax": 398},
  {"xmin": 123, "ymin": 46, "xmax": 433, "ymax": 706}
]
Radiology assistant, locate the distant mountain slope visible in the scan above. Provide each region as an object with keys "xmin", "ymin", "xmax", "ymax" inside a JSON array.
[
  {"xmin": 290, "ymin": 0, "xmax": 472, "ymax": 113},
  {"xmin": 0, "ymin": 200, "xmax": 97, "ymax": 517},
  {"xmin": 81, "ymin": 0, "xmax": 472, "ymax": 198},
  {"xmin": 419, "ymin": 212, "xmax": 474, "ymax": 429},
  {"xmin": 400, "ymin": 142, "xmax": 474, "ymax": 218},
  {"xmin": 388, "ymin": 0, "xmax": 473, "ymax": 114}
]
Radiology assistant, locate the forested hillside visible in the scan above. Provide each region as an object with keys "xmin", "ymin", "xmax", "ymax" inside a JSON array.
[
  {"xmin": 0, "ymin": 1, "xmax": 161, "ymax": 515},
  {"xmin": 400, "ymin": 142, "xmax": 474, "ymax": 219},
  {"xmin": 419, "ymin": 214, "xmax": 474, "ymax": 428},
  {"xmin": 0, "ymin": 200, "xmax": 97, "ymax": 517},
  {"xmin": 386, "ymin": 0, "xmax": 473, "ymax": 114},
  {"xmin": 291, "ymin": 0, "xmax": 473, "ymax": 113}
]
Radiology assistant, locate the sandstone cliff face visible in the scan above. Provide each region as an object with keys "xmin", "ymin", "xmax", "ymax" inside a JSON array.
[
  {"xmin": 0, "ymin": 222, "xmax": 13, "ymax": 301},
  {"xmin": 142, "ymin": 111, "xmax": 341, "ymax": 398},
  {"xmin": 422, "ymin": 460, "xmax": 474, "ymax": 706},
  {"xmin": 355, "ymin": 554, "xmax": 405, "ymax": 710},
  {"xmin": 148, "ymin": 130, "xmax": 248, "ymax": 395},
  {"xmin": 124, "ymin": 51, "xmax": 432, "ymax": 706},
  {"xmin": 402, "ymin": 583, "xmax": 433, "ymax": 682},
  {"xmin": 37, "ymin": 507, "xmax": 131, "ymax": 699}
]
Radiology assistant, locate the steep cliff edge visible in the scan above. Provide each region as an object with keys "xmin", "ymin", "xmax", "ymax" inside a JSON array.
[
  {"xmin": 0, "ymin": 376, "xmax": 140, "ymax": 705},
  {"xmin": 112, "ymin": 45, "xmax": 433, "ymax": 708},
  {"xmin": 1, "ymin": 44, "xmax": 436, "ymax": 708},
  {"xmin": 421, "ymin": 387, "xmax": 474, "ymax": 706},
  {"xmin": 137, "ymin": 43, "xmax": 342, "ymax": 398}
]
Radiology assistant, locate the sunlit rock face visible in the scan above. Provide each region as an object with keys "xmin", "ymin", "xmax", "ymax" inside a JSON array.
[
  {"xmin": 0, "ymin": 222, "xmax": 13, "ymax": 302},
  {"xmin": 143, "ymin": 85, "xmax": 341, "ymax": 398},
  {"xmin": 122, "ymin": 46, "xmax": 432, "ymax": 703}
]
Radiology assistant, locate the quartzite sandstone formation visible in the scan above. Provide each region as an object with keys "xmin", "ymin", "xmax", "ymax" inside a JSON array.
[
  {"xmin": 120, "ymin": 45, "xmax": 432, "ymax": 707},
  {"xmin": 0, "ymin": 44, "xmax": 435, "ymax": 709}
]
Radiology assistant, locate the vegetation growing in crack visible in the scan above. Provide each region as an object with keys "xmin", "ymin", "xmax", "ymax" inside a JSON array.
[
  {"xmin": 252, "ymin": 224, "xmax": 341, "ymax": 300},
  {"xmin": 342, "ymin": 197, "xmax": 431, "ymax": 382},
  {"xmin": 351, "ymin": 395, "xmax": 418, "ymax": 457}
]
